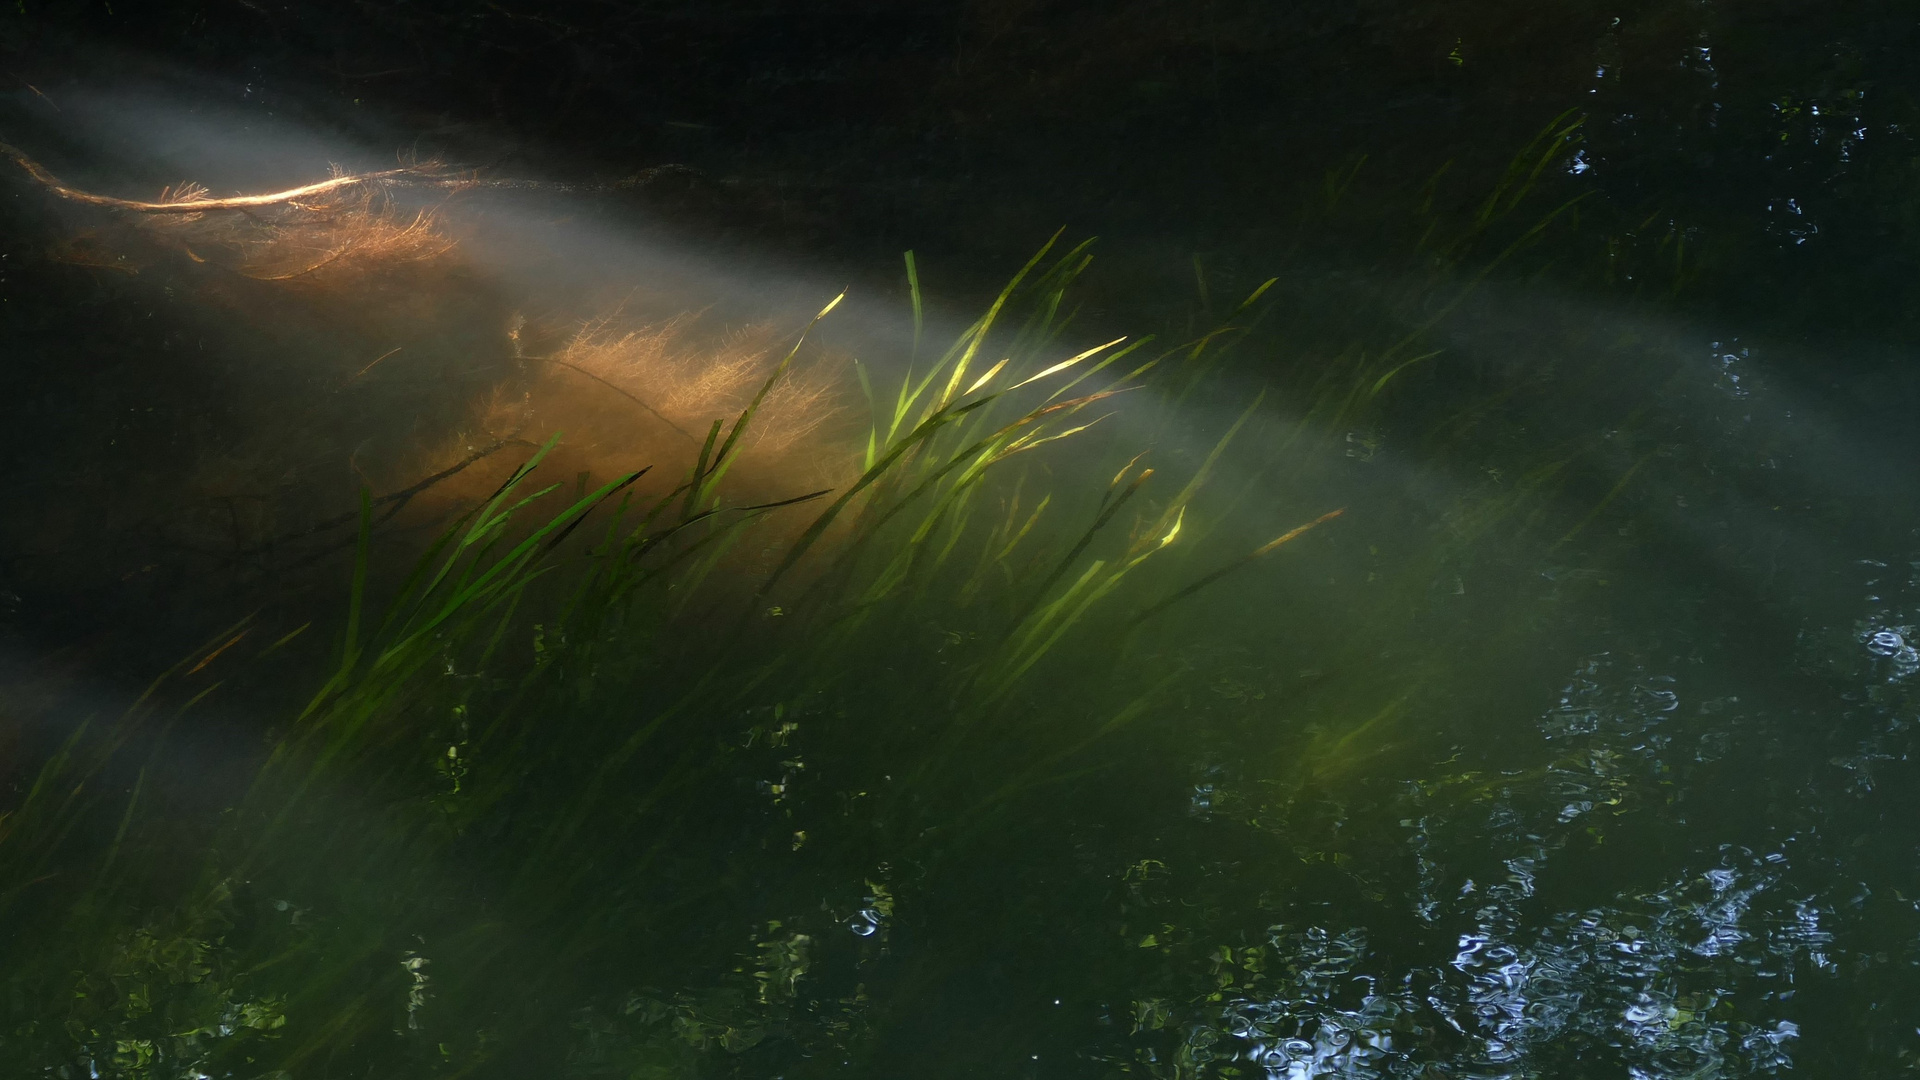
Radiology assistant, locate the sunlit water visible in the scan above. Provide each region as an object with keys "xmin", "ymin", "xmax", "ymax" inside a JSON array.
[{"xmin": 5, "ymin": 38, "xmax": 1920, "ymax": 1080}]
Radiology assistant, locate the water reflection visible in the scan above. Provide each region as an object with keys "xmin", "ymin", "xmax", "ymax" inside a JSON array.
[{"xmin": 1121, "ymin": 644, "xmax": 1836, "ymax": 1076}]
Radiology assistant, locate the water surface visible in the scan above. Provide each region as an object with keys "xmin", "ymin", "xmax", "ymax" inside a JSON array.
[{"xmin": 4, "ymin": 6, "xmax": 1920, "ymax": 1077}]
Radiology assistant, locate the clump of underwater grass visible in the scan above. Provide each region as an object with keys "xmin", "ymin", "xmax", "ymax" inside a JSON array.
[
  {"xmin": 0, "ymin": 238, "xmax": 1347, "ymax": 1078},
  {"xmin": 411, "ymin": 305, "xmax": 854, "ymax": 523}
]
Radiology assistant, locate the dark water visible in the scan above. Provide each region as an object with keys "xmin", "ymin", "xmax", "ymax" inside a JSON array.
[{"xmin": 5, "ymin": 5, "xmax": 1920, "ymax": 1078}]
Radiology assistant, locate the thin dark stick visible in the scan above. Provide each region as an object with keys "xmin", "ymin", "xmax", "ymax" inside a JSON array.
[
  {"xmin": 286, "ymin": 439, "xmax": 522, "ymax": 541},
  {"xmin": 517, "ymin": 354, "xmax": 702, "ymax": 445}
]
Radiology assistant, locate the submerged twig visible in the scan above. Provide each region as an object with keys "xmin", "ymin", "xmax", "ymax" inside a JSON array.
[
  {"xmin": 516, "ymin": 353, "xmax": 702, "ymax": 445},
  {"xmin": 279, "ymin": 438, "xmax": 524, "ymax": 546},
  {"xmin": 0, "ymin": 141, "xmax": 439, "ymax": 213}
]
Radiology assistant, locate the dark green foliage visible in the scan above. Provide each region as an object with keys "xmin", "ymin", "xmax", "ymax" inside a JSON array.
[{"xmin": 0, "ymin": 244, "xmax": 1352, "ymax": 1078}]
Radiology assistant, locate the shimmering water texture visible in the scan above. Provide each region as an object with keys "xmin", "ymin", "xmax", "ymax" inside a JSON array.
[{"xmin": 8, "ymin": 81, "xmax": 1920, "ymax": 1080}]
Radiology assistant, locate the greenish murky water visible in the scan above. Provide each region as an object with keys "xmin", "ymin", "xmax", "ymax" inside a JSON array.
[{"xmin": 5, "ymin": 6, "xmax": 1920, "ymax": 1078}]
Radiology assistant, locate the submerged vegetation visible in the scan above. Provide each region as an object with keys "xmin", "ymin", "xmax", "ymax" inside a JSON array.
[
  {"xmin": 4, "ymin": 83, "xmax": 1916, "ymax": 1075},
  {"xmin": 2, "ymin": 143, "xmax": 456, "ymax": 283},
  {"xmin": 0, "ymin": 219, "xmax": 1368, "ymax": 1076}
]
